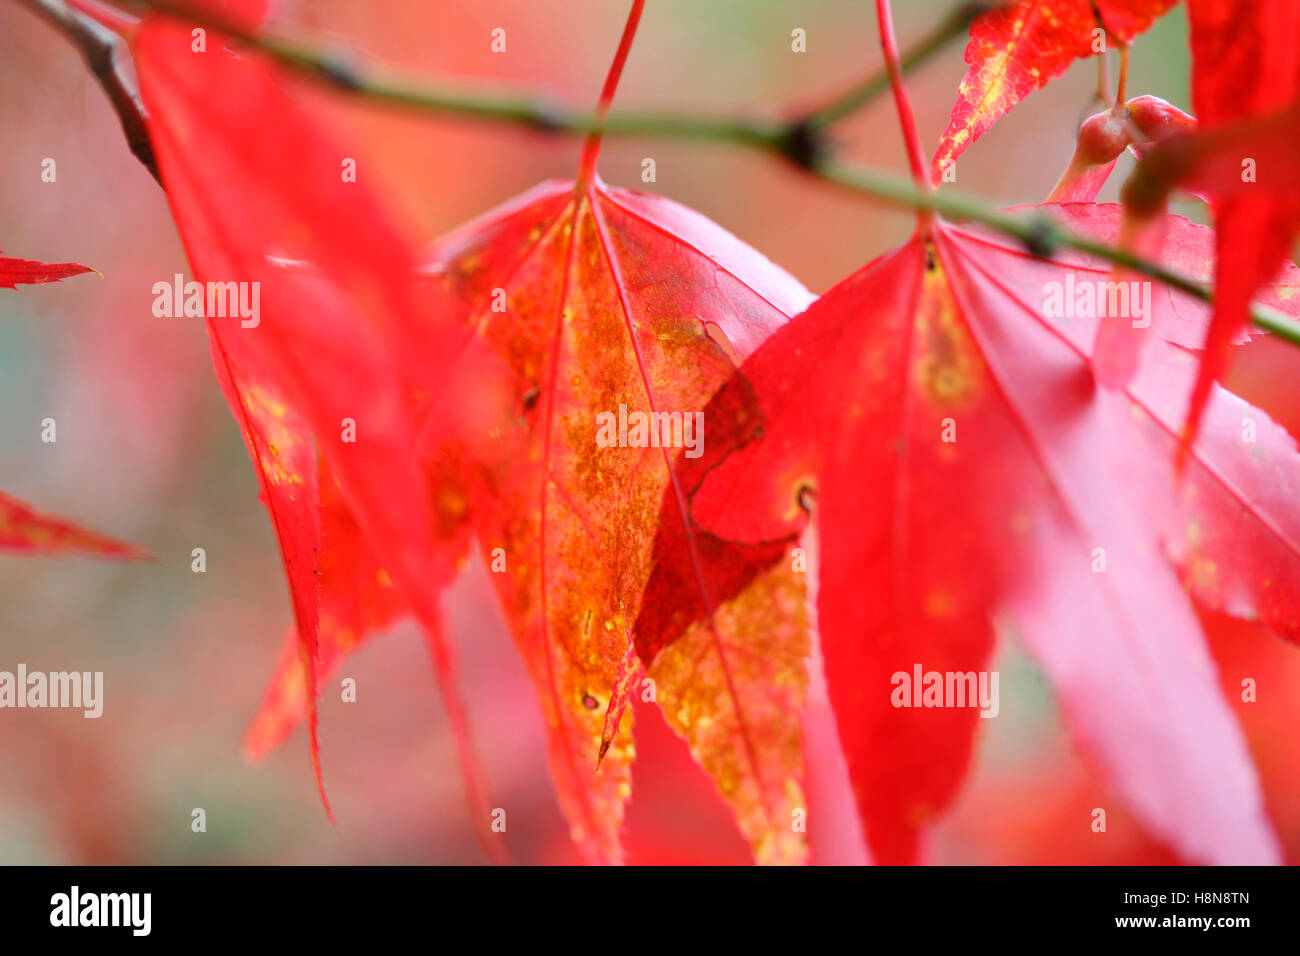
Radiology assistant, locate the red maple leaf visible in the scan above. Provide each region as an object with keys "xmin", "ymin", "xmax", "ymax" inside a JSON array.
[
  {"xmin": 414, "ymin": 0, "xmax": 816, "ymax": 863},
  {"xmin": 429, "ymin": 172, "xmax": 812, "ymax": 864},
  {"xmin": 637, "ymin": 203, "xmax": 1300, "ymax": 864},
  {"xmin": 932, "ymin": 0, "xmax": 1178, "ymax": 183}
]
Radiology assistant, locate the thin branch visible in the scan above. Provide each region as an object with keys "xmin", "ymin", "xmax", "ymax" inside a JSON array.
[
  {"xmin": 814, "ymin": 160, "xmax": 1300, "ymax": 346},
  {"xmin": 105, "ymin": 0, "xmax": 979, "ymax": 167},
  {"xmin": 23, "ymin": 0, "xmax": 1300, "ymax": 348},
  {"xmin": 18, "ymin": 0, "xmax": 159, "ymax": 183},
  {"xmin": 104, "ymin": 0, "xmax": 798, "ymax": 154}
]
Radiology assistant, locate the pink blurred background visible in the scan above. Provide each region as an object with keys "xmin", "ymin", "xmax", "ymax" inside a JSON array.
[{"xmin": 0, "ymin": 0, "xmax": 1296, "ymax": 864}]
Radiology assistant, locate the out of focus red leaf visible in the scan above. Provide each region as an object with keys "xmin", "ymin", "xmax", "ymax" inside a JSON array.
[
  {"xmin": 0, "ymin": 490, "xmax": 141, "ymax": 558},
  {"xmin": 931, "ymin": 0, "xmax": 1176, "ymax": 183},
  {"xmin": 1115, "ymin": 106, "xmax": 1299, "ymax": 391},
  {"xmin": 1166, "ymin": 0, "xmax": 1300, "ymax": 446},
  {"xmin": 132, "ymin": 8, "xmax": 501, "ymax": 850},
  {"xmin": 640, "ymin": 204, "xmax": 1300, "ymax": 864}
]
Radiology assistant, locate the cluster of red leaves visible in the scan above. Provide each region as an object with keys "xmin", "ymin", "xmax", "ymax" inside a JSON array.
[
  {"xmin": 934, "ymin": 0, "xmax": 1300, "ymax": 445},
  {"xmin": 15, "ymin": 0, "xmax": 1300, "ymax": 864}
]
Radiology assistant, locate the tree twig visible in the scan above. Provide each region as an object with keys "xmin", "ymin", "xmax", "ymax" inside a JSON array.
[
  {"xmin": 99, "ymin": 0, "xmax": 986, "ymax": 165},
  {"xmin": 815, "ymin": 160, "xmax": 1300, "ymax": 345},
  {"xmin": 21, "ymin": 0, "xmax": 1300, "ymax": 347},
  {"xmin": 18, "ymin": 0, "xmax": 160, "ymax": 183}
]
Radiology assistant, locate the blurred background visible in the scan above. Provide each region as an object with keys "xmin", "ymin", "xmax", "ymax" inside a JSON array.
[{"xmin": 0, "ymin": 0, "xmax": 1296, "ymax": 864}]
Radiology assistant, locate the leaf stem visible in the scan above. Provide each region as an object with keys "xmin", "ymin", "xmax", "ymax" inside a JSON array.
[
  {"xmin": 875, "ymin": 0, "xmax": 931, "ymax": 199},
  {"xmin": 1096, "ymin": 44, "xmax": 1111, "ymax": 105},
  {"xmin": 576, "ymin": 0, "xmax": 646, "ymax": 189},
  {"xmin": 1116, "ymin": 42, "xmax": 1129, "ymax": 105}
]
